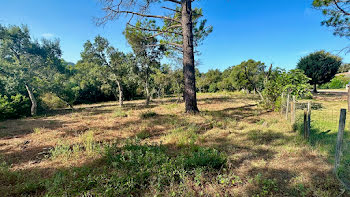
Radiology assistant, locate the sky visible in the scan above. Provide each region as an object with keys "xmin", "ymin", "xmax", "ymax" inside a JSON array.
[{"xmin": 0, "ymin": 0, "xmax": 349, "ymax": 72}]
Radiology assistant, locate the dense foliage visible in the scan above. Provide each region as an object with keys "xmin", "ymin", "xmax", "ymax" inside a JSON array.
[
  {"xmin": 297, "ymin": 50, "xmax": 342, "ymax": 93},
  {"xmin": 0, "ymin": 24, "xmax": 344, "ymax": 120},
  {"xmin": 262, "ymin": 69, "xmax": 311, "ymax": 110},
  {"xmin": 319, "ymin": 75, "xmax": 350, "ymax": 89},
  {"xmin": 313, "ymin": 0, "xmax": 350, "ymax": 38}
]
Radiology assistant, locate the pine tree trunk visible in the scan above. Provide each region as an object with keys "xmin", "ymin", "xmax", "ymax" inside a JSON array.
[
  {"xmin": 25, "ymin": 84, "xmax": 37, "ymax": 116},
  {"xmin": 181, "ymin": 0, "xmax": 199, "ymax": 113},
  {"xmin": 313, "ymin": 84, "xmax": 318, "ymax": 93},
  {"xmin": 116, "ymin": 81, "xmax": 123, "ymax": 107},
  {"xmin": 145, "ymin": 81, "xmax": 150, "ymax": 106}
]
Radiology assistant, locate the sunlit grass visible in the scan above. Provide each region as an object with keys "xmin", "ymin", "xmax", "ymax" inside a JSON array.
[{"xmin": 0, "ymin": 93, "xmax": 347, "ymax": 196}]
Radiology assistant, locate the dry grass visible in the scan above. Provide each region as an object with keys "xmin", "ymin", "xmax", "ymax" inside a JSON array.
[{"xmin": 0, "ymin": 92, "xmax": 346, "ymax": 196}]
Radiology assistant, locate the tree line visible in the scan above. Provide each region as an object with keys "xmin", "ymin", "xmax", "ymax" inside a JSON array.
[
  {"xmin": 0, "ymin": 23, "xmax": 342, "ymax": 121},
  {"xmin": 1, "ymin": 0, "xmax": 348, "ymax": 120}
]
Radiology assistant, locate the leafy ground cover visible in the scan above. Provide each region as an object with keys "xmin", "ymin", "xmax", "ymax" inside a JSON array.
[{"xmin": 0, "ymin": 92, "xmax": 346, "ymax": 196}]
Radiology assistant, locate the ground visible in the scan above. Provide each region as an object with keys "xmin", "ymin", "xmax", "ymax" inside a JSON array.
[{"xmin": 0, "ymin": 92, "xmax": 348, "ymax": 196}]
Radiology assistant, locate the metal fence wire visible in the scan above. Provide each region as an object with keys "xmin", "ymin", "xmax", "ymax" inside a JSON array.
[{"xmin": 281, "ymin": 98, "xmax": 350, "ymax": 191}]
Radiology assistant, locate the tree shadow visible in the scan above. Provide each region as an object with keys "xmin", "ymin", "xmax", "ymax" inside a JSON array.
[
  {"xmin": 294, "ymin": 117, "xmax": 350, "ymax": 192},
  {"xmin": 0, "ymin": 118, "xmax": 69, "ymax": 139}
]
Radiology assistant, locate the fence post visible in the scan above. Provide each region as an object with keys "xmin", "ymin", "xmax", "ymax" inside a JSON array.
[
  {"xmin": 285, "ymin": 93, "xmax": 290, "ymax": 120},
  {"xmin": 304, "ymin": 109, "xmax": 307, "ymax": 139},
  {"xmin": 335, "ymin": 109, "xmax": 346, "ymax": 172},
  {"xmin": 280, "ymin": 92, "xmax": 284, "ymax": 116},
  {"xmin": 348, "ymin": 88, "xmax": 350, "ymax": 112},
  {"xmin": 291, "ymin": 96, "xmax": 296, "ymax": 126},
  {"xmin": 307, "ymin": 101, "xmax": 311, "ymax": 139}
]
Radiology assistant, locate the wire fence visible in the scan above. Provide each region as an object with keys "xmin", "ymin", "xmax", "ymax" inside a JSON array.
[{"xmin": 281, "ymin": 97, "xmax": 350, "ymax": 192}]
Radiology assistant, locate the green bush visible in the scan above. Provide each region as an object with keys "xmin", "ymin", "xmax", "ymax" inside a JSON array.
[
  {"xmin": 0, "ymin": 94, "xmax": 30, "ymax": 120},
  {"xmin": 319, "ymin": 75, "xmax": 350, "ymax": 89},
  {"xmin": 40, "ymin": 93, "xmax": 67, "ymax": 109}
]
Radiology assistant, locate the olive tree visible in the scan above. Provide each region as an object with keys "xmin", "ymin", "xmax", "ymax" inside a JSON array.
[{"xmin": 0, "ymin": 25, "xmax": 62, "ymax": 115}]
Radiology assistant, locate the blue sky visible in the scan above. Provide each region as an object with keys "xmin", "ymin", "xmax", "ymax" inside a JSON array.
[{"xmin": 0, "ymin": 0, "xmax": 349, "ymax": 72}]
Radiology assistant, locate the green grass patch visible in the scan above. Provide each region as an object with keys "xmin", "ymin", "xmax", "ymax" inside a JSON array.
[
  {"xmin": 112, "ymin": 108, "xmax": 128, "ymax": 118},
  {"xmin": 136, "ymin": 130, "xmax": 152, "ymax": 139},
  {"xmin": 140, "ymin": 111, "xmax": 157, "ymax": 119},
  {"xmin": 44, "ymin": 140, "xmax": 227, "ymax": 196},
  {"xmin": 295, "ymin": 108, "xmax": 350, "ymax": 185}
]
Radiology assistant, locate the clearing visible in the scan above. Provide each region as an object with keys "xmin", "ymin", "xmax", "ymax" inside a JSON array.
[{"xmin": 0, "ymin": 92, "xmax": 348, "ymax": 196}]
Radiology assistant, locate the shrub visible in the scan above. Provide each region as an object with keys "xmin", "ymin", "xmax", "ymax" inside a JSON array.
[
  {"xmin": 319, "ymin": 75, "xmax": 350, "ymax": 89},
  {"xmin": 0, "ymin": 94, "xmax": 30, "ymax": 120},
  {"xmin": 40, "ymin": 93, "xmax": 67, "ymax": 109}
]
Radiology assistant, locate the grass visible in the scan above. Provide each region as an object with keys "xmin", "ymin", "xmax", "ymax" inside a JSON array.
[
  {"xmin": 0, "ymin": 92, "xmax": 347, "ymax": 196},
  {"xmin": 140, "ymin": 111, "xmax": 158, "ymax": 119},
  {"xmin": 295, "ymin": 98, "xmax": 350, "ymax": 189},
  {"xmin": 112, "ymin": 108, "xmax": 128, "ymax": 118}
]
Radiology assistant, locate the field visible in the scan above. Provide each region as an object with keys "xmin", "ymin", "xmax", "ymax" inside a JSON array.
[
  {"xmin": 295, "ymin": 91, "xmax": 350, "ymax": 192},
  {"xmin": 0, "ymin": 92, "xmax": 348, "ymax": 196}
]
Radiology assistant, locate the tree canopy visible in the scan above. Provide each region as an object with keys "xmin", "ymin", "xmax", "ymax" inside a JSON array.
[
  {"xmin": 313, "ymin": 0, "xmax": 350, "ymax": 38},
  {"xmin": 98, "ymin": 0, "xmax": 213, "ymax": 113},
  {"xmin": 297, "ymin": 50, "xmax": 342, "ymax": 93}
]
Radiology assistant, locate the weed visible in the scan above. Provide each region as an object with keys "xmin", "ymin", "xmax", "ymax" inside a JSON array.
[
  {"xmin": 45, "ymin": 140, "xmax": 227, "ymax": 196},
  {"xmin": 49, "ymin": 141, "xmax": 72, "ymax": 160},
  {"xmin": 164, "ymin": 124, "xmax": 200, "ymax": 147},
  {"xmin": 140, "ymin": 111, "xmax": 157, "ymax": 119},
  {"xmin": 252, "ymin": 173, "xmax": 279, "ymax": 196},
  {"xmin": 136, "ymin": 130, "xmax": 152, "ymax": 139},
  {"xmin": 182, "ymin": 147, "xmax": 227, "ymax": 169},
  {"xmin": 164, "ymin": 103, "xmax": 178, "ymax": 110},
  {"xmin": 50, "ymin": 130, "xmax": 101, "ymax": 160},
  {"xmin": 256, "ymin": 119, "xmax": 265, "ymax": 125},
  {"xmin": 33, "ymin": 127, "xmax": 44, "ymax": 134},
  {"xmin": 112, "ymin": 108, "xmax": 128, "ymax": 118}
]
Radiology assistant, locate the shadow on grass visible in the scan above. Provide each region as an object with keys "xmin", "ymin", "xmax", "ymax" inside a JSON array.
[
  {"xmin": 0, "ymin": 118, "xmax": 70, "ymax": 139},
  {"xmin": 294, "ymin": 116, "xmax": 350, "ymax": 192}
]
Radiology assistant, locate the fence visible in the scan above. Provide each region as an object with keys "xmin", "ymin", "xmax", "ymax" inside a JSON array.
[{"xmin": 281, "ymin": 93, "xmax": 350, "ymax": 191}]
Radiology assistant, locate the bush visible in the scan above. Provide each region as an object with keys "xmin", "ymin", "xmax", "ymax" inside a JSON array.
[
  {"xmin": 40, "ymin": 93, "xmax": 67, "ymax": 109},
  {"xmin": 0, "ymin": 94, "xmax": 30, "ymax": 120},
  {"xmin": 319, "ymin": 75, "xmax": 350, "ymax": 89}
]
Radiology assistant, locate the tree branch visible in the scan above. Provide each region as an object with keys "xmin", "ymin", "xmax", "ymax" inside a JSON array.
[
  {"xmin": 334, "ymin": 0, "xmax": 350, "ymax": 15},
  {"xmin": 107, "ymin": 8, "xmax": 181, "ymax": 23},
  {"xmin": 164, "ymin": 0, "xmax": 181, "ymax": 4},
  {"xmin": 127, "ymin": 23, "xmax": 182, "ymax": 36}
]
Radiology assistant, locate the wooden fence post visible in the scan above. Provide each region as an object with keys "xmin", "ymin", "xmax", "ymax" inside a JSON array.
[
  {"xmin": 348, "ymin": 88, "xmax": 350, "ymax": 112},
  {"xmin": 291, "ymin": 96, "xmax": 296, "ymax": 126},
  {"xmin": 335, "ymin": 109, "xmax": 346, "ymax": 172},
  {"xmin": 285, "ymin": 93, "xmax": 290, "ymax": 120},
  {"xmin": 304, "ymin": 109, "xmax": 307, "ymax": 139},
  {"xmin": 280, "ymin": 92, "xmax": 284, "ymax": 116},
  {"xmin": 307, "ymin": 101, "xmax": 311, "ymax": 139}
]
